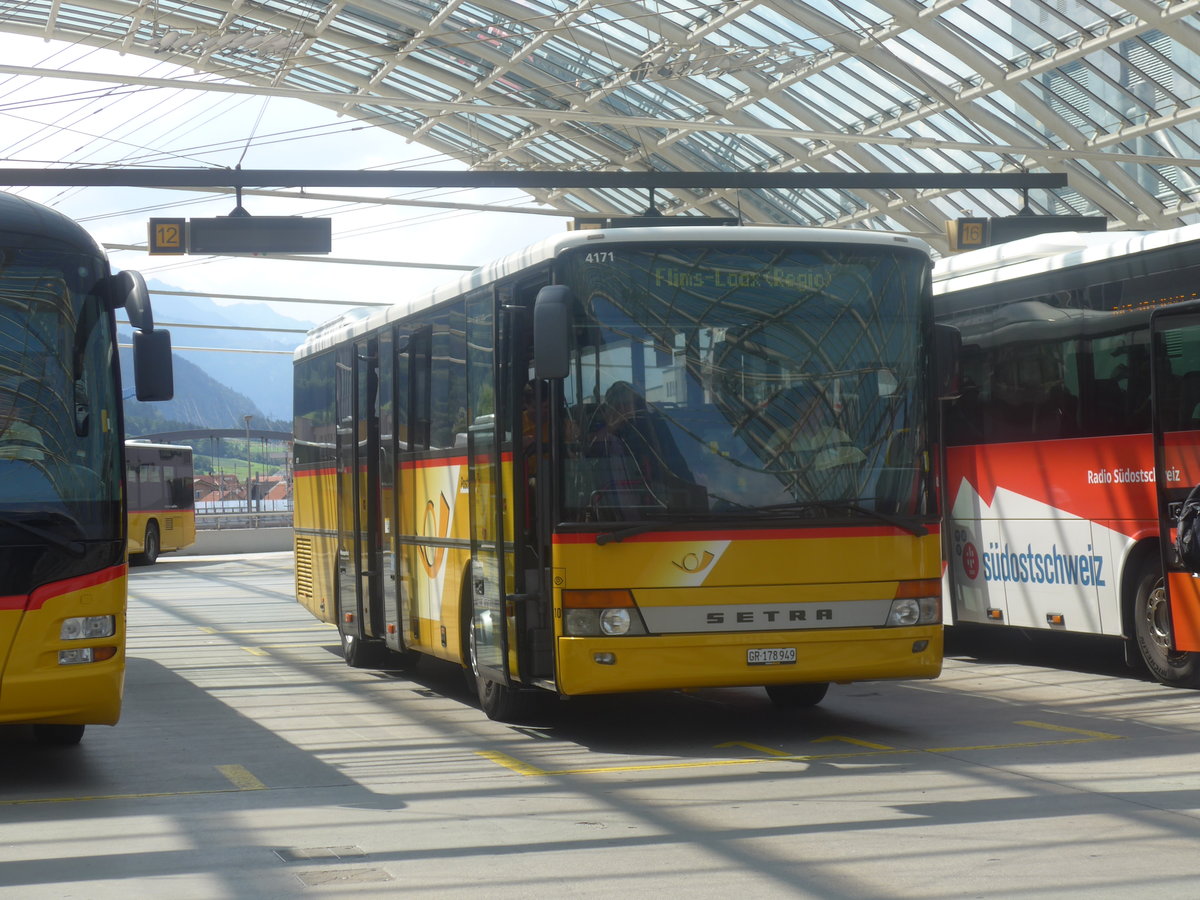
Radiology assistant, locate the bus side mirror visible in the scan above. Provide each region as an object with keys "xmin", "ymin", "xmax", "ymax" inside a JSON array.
[
  {"xmin": 533, "ymin": 285, "xmax": 571, "ymax": 380},
  {"xmin": 113, "ymin": 270, "xmax": 153, "ymax": 329},
  {"xmin": 934, "ymin": 323, "xmax": 961, "ymax": 400},
  {"xmin": 133, "ymin": 329, "xmax": 175, "ymax": 402}
]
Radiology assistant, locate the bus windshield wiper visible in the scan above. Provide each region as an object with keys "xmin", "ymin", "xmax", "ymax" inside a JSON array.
[
  {"xmin": 0, "ymin": 514, "xmax": 88, "ymax": 557},
  {"xmin": 595, "ymin": 501, "xmax": 927, "ymax": 544},
  {"xmin": 756, "ymin": 500, "xmax": 929, "ymax": 537},
  {"xmin": 594, "ymin": 511, "xmax": 727, "ymax": 545}
]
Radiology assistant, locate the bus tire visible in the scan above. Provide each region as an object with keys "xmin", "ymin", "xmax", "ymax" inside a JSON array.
[
  {"xmin": 1133, "ymin": 564, "xmax": 1200, "ymax": 688},
  {"xmin": 467, "ymin": 592, "xmax": 531, "ymax": 722},
  {"xmin": 33, "ymin": 724, "xmax": 85, "ymax": 745},
  {"xmin": 766, "ymin": 682, "xmax": 829, "ymax": 708},
  {"xmin": 341, "ymin": 633, "xmax": 419, "ymax": 671},
  {"xmin": 132, "ymin": 522, "xmax": 160, "ymax": 567}
]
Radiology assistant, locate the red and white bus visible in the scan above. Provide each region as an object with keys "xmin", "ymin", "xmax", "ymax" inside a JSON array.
[{"xmin": 934, "ymin": 225, "xmax": 1200, "ymax": 687}]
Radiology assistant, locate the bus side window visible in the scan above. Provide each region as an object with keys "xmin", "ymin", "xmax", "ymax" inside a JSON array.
[{"xmin": 1178, "ymin": 371, "xmax": 1200, "ymax": 430}]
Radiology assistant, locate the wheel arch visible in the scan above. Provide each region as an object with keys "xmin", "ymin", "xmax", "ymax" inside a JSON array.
[
  {"xmin": 1120, "ymin": 538, "xmax": 1160, "ymax": 641},
  {"xmin": 457, "ymin": 557, "xmax": 475, "ymax": 668}
]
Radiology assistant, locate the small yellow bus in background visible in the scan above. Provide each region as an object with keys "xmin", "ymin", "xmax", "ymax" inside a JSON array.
[{"xmin": 125, "ymin": 441, "xmax": 195, "ymax": 566}]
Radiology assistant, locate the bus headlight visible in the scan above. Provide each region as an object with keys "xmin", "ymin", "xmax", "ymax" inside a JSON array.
[
  {"xmin": 886, "ymin": 596, "xmax": 940, "ymax": 627},
  {"xmin": 60, "ymin": 616, "xmax": 116, "ymax": 640},
  {"xmin": 562, "ymin": 590, "xmax": 648, "ymax": 637},
  {"xmin": 600, "ymin": 608, "xmax": 632, "ymax": 636}
]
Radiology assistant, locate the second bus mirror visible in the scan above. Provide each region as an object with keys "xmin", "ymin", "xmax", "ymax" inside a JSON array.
[
  {"xmin": 533, "ymin": 285, "xmax": 571, "ymax": 380},
  {"xmin": 934, "ymin": 323, "xmax": 961, "ymax": 400},
  {"xmin": 133, "ymin": 328, "xmax": 175, "ymax": 402}
]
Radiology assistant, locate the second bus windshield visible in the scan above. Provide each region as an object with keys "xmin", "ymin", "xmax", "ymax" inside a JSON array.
[{"xmin": 557, "ymin": 242, "xmax": 928, "ymax": 522}]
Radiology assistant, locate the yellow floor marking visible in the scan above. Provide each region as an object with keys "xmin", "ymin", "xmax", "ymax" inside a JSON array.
[
  {"xmin": 216, "ymin": 765, "xmax": 267, "ymax": 791},
  {"xmin": 927, "ymin": 720, "xmax": 1124, "ymax": 753},
  {"xmin": 242, "ymin": 647, "xmax": 269, "ymax": 656},
  {"xmin": 479, "ymin": 748, "xmax": 910, "ymax": 777},
  {"xmin": 475, "ymin": 750, "xmax": 548, "ymax": 776},
  {"xmin": 477, "ymin": 720, "xmax": 1125, "ymax": 777},
  {"xmin": 1016, "ymin": 720, "xmax": 1122, "ymax": 740},
  {"xmin": 0, "ymin": 787, "xmax": 254, "ymax": 806},
  {"xmin": 814, "ymin": 736, "xmax": 894, "ymax": 750},
  {"xmin": 209, "ymin": 626, "xmax": 335, "ymax": 636},
  {"xmin": 716, "ymin": 741, "xmax": 792, "ymax": 757}
]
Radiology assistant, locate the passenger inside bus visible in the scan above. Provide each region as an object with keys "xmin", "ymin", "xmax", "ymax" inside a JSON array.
[
  {"xmin": 990, "ymin": 350, "xmax": 1078, "ymax": 441},
  {"xmin": 762, "ymin": 382, "xmax": 865, "ymax": 498},
  {"xmin": 586, "ymin": 381, "xmax": 695, "ymax": 513},
  {"xmin": 0, "ymin": 382, "xmax": 47, "ymax": 462}
]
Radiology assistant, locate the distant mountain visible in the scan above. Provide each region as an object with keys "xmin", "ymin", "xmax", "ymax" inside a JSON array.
[
  {"xmin": 120, "ymin": 282, "xmax": 320, "ymax": 428},
  {"xmin": 120, "ymin": 343, "xmax": 287, "ymax": 436}
]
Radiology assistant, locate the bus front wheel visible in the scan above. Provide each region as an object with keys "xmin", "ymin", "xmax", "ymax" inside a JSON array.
[
  {"xmin": 467, "ymin": 595, "xmax": 531, "ymax": 722},
  {"xmin": 33, "ymin": 724, "xmax": 85, "ymax": 745},
  {"xmin": 1133, "ymin": 565, "xmax": 1200, "ymax": 688},
  {"xmin": 765, "ymin": 682, "xmax": 829, "ymax": 708}
]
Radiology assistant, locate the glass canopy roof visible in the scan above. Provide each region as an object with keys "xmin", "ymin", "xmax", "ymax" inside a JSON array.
[{"xmin": 1, "ymin": 0, "xmax": 1196, "ymax": 252}]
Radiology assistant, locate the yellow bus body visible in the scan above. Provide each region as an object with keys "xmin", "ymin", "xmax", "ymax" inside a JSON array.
[
  {"xmin": 295, "ymin": 458, "xmax": 942, "ymax": 692},
  {"xmin": 0, "ymin": 565, "xmax": 126, "ymax": 725},
  {"xmin": 127, "ymin": 509, "xmax": 197, "ymax": 557}
]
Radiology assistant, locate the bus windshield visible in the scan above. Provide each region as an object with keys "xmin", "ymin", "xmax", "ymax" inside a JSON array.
[
  {"xmin": 559, "ymin": 242, "xmax": 929, "ymax": 523},
  {"xmin": 0, "ymin": 248, "xmax": 121, "ymax": 550}
]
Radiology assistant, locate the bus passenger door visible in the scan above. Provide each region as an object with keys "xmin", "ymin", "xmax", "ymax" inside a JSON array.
[
  {"xmin": 335, "ymin": 339, "xmax": 386, "ymax": 664},
  {"xmin": 335, "ymin": 347, "xmax": 362, "ymax": 653},
  {"xmin": 465, "ymin": 288, "xmax": 511, "ymax": 688},
  {"xmin": 1150, "ymin": 305, "xmax": 1200, "ymax": 654}
]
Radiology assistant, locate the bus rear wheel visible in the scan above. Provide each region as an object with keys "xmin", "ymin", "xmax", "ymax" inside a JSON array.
[
  {"xmin": 1133, "ymin": 565, "xmax": 1200, "ymax": 688},
  {"xmin": 132, "ymin": 522, "xmax": 159, "ymax": 567},
  {"xmin": 765, "ymin": 682, "xmax": 829, "ymax": 708},
  {"xmin": 341, "ymin": 632, "xmax": 419, "ymax": 671}
]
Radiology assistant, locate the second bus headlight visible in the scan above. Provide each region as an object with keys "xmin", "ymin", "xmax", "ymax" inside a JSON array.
[{"xmin": 886, "ymin": 596, "xmax": 940, "ymax": 627}]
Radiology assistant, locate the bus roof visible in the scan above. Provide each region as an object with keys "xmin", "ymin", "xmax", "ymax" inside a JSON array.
[
  {"xmin": 296, "ymin": 225, "xmax": 932, "ymax": 360},
  {"xmin": 0, "ymin": 190, "xmax": 106, "ymax": 256},
  {"xmin": 932, "ymin": 222, "xmax": 1200, "ymax": 296}
]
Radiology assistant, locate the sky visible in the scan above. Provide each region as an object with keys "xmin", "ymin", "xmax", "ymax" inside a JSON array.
[{"xmin": 0, "ymin": 33, "xmax": 570, "ymax": 330}]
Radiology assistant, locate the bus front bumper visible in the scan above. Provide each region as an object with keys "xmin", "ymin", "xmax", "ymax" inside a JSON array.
[{"xmin": 555, "ymin": 626, "xmax": 943, "ymax": 696}]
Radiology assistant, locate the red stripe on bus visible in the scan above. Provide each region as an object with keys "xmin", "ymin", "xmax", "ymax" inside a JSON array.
[
  {"xmin": 0, "ymin": 595, "xmax": 25, "ymax": 610},
  {"xmin": 294, "ymin": 467, "xmax": 336, "ymax": 479},
  {"xmin": 297, "ymin": 452, "xmax": 516, "ymax": 478},
  {"xmin": 553, "ymin": 524, "xmax": 937, "ymax": 543},
  {"xmin": 27, "ymin": 564, "xmax": 126, "ymax": 610}
]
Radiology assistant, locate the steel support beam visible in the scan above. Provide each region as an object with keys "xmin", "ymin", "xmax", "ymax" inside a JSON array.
[{"xmin": 0, "ymin": 168, "xmax": 1067, "ymax": 190}]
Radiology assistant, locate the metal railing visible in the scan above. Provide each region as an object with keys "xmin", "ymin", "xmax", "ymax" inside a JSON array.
[{"xmin": 196, "ymin": 510, "xmax": 293, "ymax": 530}]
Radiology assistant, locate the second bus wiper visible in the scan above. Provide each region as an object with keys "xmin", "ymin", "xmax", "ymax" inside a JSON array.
[
  {"xmin": 757, "ymin": 500, "xmax": 929, "ymax": 537},
  {"xmin": 594, "ymin": 501, "xmax": 928, "ymax": 544}
]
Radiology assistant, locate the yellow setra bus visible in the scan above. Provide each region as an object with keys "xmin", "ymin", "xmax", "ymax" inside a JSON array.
[
  {"xmin": 125, "ymin": 441, "xmax": 196, "ymax": 567},
  {"xmin": 0, "ymin": 191, "xmax": 173, "ymax": 744},
  {"xmin": 293, "ymin": 225, "xmax": 946, "ymax": 720}
]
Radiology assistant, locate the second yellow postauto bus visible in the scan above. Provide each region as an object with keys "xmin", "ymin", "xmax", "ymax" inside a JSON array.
[
  {"xmin": 125, "ymin": 441, "xmax": 196, "ymax": 566},
  {"xmin": 293, "ymin": 225, "xmax": 946, "ymax": 720}
]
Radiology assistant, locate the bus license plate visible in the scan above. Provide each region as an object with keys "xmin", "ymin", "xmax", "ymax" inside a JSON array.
[{"xmin": 747, "ymin": 647, "xmax": 796, "ymax": 666}]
